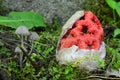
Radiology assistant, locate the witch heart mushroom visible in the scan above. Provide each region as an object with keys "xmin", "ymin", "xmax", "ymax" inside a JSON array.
[{"xmin": 56, "ymin": 11, "xmax": 106, "ymax": 71}]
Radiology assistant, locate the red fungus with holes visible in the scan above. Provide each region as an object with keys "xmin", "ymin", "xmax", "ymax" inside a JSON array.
[{"xmin": 60, "ymin": 11, "xmax": 104, "ymax": 50}]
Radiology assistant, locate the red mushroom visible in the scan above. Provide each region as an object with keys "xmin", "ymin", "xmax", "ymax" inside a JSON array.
[{"xmin": 59, "ymin": 11, "xmax": 104, "ymax": 50}]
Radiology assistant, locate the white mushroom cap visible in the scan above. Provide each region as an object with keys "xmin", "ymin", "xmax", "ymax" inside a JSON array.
[
  {"xmin": 15, "ymin": 25, "xmax": 30, "ymax": 35},
  {"xmin": 29, "ymin": 32, "xmax": 39, "ymax": 40},
  {"xmin": 14, "ymin": 46, "xmax": 22, "ymax": 53}
]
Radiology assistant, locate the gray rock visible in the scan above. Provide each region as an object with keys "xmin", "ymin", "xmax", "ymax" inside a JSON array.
[
  {"xmin": 3, "ymin": 0, "xmax": 85, "ymax": 25},
  {"xmin": 106, "ymin": 69, "xmax": 120, "ymax": 77}
]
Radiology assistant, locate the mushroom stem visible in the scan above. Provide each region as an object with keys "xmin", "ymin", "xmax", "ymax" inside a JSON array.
[
  {"xmin": 21, "ymin": 35, "xmax": 24, "ymax": 47},
  {"xmin": 20, "ymin": 35, "xmax": 24, "ymax": 69},
  {"xmin": 20, "ymin": 52, "xmax": 23, "ymax": 69},
  {"xmin": 19, "ymin": 46, "xmax": 38, "ymax": 68},
  {"xmin": 22, "ymin": 41, "xmax": 33, "ymax": 63}
]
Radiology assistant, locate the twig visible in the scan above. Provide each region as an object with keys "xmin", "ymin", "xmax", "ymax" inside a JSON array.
[
  {"xmin": 107, "ymin": 53, "xmax": 115, "ymax": 70},
  {"xmin": 81, "ymin": 75, "xmax": 120, "ymax": 80},
  {"xmin": 5, "ymin": 55, "xmax": 17, "ymax": 60},
  {"xmin": 44, "ymin": 37, "xmax": 56, "ymax": 46}
]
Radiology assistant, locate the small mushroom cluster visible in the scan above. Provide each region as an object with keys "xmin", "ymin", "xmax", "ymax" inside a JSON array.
[{"xmin": 14, "ymin": 25, "xmax": 39, "ymax": 68}]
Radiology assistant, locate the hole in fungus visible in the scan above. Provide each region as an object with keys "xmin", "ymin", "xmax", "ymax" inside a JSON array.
[
  {"xmin": 70, "ymin": 34, "xmax": 74, "ymax": 37},
  {"xmin": 66, "ymin": 34, "xmax": 71, "ymax": 38},
  {"xmin": 88, "ymin": 44, "xmax": 92, "ymax": 49},
  {"xmin": 72, "ymin": 24, "xmax": 76, "ymax": 28},
  {"xmin": 90, "ymin": 32, "xmax": 94, "ymax": 35},
  {"xmin": 63, "ymin": 29, "xmax": 72, "ymax": 38},
  {"xmin": 63, "ymin": 32, "xmax": 75, "ymax": 38},
  {"xmin": 82, "ymin": 26, "xmax": 88, "ymax": 35},
  {"xmin": 92, "ymin": 18, "xmax": 96, "ymax": 23},
  {"xmin": 79, "ymin": 16, "xmax": 85, "ymax": 20}
]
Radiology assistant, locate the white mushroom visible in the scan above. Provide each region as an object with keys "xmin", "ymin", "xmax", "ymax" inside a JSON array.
[
  {"xmin": 14, "ymin": 46, "xmax": 22, "ymax": 53},
  {"xmin": 15, "ymin": 25, "xmax": 30, "ymax": 50},
  {"xmin": 28, "ymin": 32, "xmax": 39, "ymax": 40},
  {"xmin": 14, "ymin": 46, "xmax": 23, "ymax": 68},
  {"xmin": 15, "ymin": 25, "xmax": 30, "ymax": 36},
  {"xmin": 15, "ymin": 25, "xmax": 30, "ymax": 68},
  {"xmin": 27, "ymin": 32, "xmax": 39, "ymax": 56}
]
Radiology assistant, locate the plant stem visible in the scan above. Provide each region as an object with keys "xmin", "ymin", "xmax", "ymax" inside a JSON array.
[
  {"xmin": 28, "ymin": 41, "xmax": 33, "ymax": 56},
  {"xmin": 113, "ymin": 9, "xmax": 116, "ymax": 24}
]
